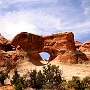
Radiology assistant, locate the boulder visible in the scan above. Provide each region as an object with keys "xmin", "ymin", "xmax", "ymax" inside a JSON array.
[{"xmin": 54, "ymin": 51, "xmax": 88, "ymax": 64}]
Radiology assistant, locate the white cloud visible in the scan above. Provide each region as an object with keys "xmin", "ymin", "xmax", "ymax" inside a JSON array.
[
  {"xmin": 0, "ymin": 0, "xmax": 90, "ymax": 42},
  {"xmin": 0, "ymin": 11, "xmax": 36, "ymax": 39},
  {"xmin": 0, "ymin": 10, "xmax": 62, "ymax": 39}
]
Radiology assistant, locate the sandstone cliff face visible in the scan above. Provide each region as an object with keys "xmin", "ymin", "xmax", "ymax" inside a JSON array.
[
  {"xmin": 79, "ymin": 40, "xmax": 90, "ymax": 52},
  {"xmin": 79, "ymin": 40, "xmax": 90, "ymax": 61},
  {"xmin": 0, "ymin": 33, "xmax": 8, "ymax": 50},
  {"xmin": 43, "ymin": 32, "xmax": 75, "ymax": 51},
  {"xmin": 11, "ymin": 32, "xmax": 76, "ymax": 61},
  {"xmin": 11, "ymin": 32, "xmax": 44, "ymax": 52},
  {"xmin": 0, "ymin": 48, "xmax": 28, "ymax": 71},
  {"xmin": 0, "ymin": 31, "xmax": 89, "ymax": 69},
  {"xmin": 75, "ymin": 41, "xmax": 82, "ymax": 50},
  {"xmin": 0, "ymin": 50, "xmax": 16, "ymax": 71}
]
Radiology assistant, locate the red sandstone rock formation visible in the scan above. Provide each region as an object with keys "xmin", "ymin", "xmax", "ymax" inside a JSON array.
[
  {"xmin": 0, "ymin": 33, "xmax": 8, "ymax": 50},
  {"xmin": 0, "ymin": 31, "xmax": 89, "ymax": 68},
  {"xmin": 75, "ymin": 41, "xmax": 82, "ymax": 50},
  {"xmin": 11, "ymin": 32, "xmax": 76, "ymax": 61},
  {"xmin": 11, "ymin": 32, "xmax": 44, "ymax": 52},
  {"xmin": 55, "ymin": 51, "xmax": 88, "ymax": 64},
  {"xmin": 11, "ymin": 32, "xmax": 89, "ymax": 64},
  {"xmin": 79, "ymin": 40, "xmax": 90, "ymax": 61},
  {"xmin": 79, "ymin": 40, "xmax": 90, "ymax": 52},
  {"xmin": 43, "ymin": 32, "xmax": 75, "ymax": 51}
]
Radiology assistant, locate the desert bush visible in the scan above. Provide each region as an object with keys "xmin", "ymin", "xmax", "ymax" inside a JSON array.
[
  {"xmin": 0, "ymin": 71, "xmax": 8, "ymax": 85},
  {"xmin": 82, "ymin": 76, "xmax": 90, "ymax": 86},
  {"xmin": 11, "ymin": 69, "xmax": 24, "ymax": 90},
  {"xmin": 10, "ymin": 64, "xmax": 90, "ymax": 90},
  {"xmin": 26, "ymin": 69, "xmax": 46, "ymax": 89},
  {"xmin": 41, "ymin": 64, "xmax": 63, "ymax": 89},
  {"xmin": 68, "ymin": 76, "xmax": 86, "ymax": 90},
  {"xmin": 24, "ymin": 64, "xmax": 63, "ymax": 90}
]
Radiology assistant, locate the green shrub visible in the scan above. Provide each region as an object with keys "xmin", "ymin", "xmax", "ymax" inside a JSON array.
[
  {"xmin": 82, "ymin": 76, "xmax": 90, "ymax": 86},
  {"xmin": 14, "ymin": 83, "xmax": 23, "ymax": 90},
  {"xmin": 68, "ymin": 76, "xmax": 85, "ymax": 90},
  {"xmin": 42, "ymin": 64, "xmax": 63, "ymax": 89},
  {"xmin": 27, "ymin": 69, "xmax": 46, "ymax": 89},
  {"xmin": 24, "ymin": 64, "xmax": 63, "ymax": 90},
  {"xmin": 11, "ymin": 69, "xmax": 24, "ymax": 90},
  {"xmin": 10, "ymin": 64, "xmax": 90, "ymax": 90},
  {"xmin": 0, "ymin": 71, "xmax": 8, "ymax": 85}
]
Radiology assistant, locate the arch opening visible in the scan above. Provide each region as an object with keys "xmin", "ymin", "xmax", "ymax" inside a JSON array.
[{"xmin": 39, "ymin": 52, "xmax": 50, "ymax": 61}]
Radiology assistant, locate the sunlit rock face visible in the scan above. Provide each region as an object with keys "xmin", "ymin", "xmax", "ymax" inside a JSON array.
[
  {"xmin": 43, "ymin": 32, "xmax": 75, "ymax": 51},
  {"xmin": 79, "ymin": 40, "xmax": 90, "ymax": 61},
  {"xmin": 43, "ymin": 32, "xmax": 76, "ymax": 61},
  {"xmin": 11, "ymin": 32, "xmax": 44, "ymax": 52},
  {"xmin": 11, "ymin": 32, "xmax": 76, "ymax": 62},
  {"xmin": 75, "ymin": 41, "xmax": 82, "ymax": 51},
  {"xmin": 79, "ymin": 40, "xmax": 90, "ymax": 52},
  {"xmin": 0, "ymin": 33, "xmax": 8, "ymax": 50},
  {"xmin": 0, "ymin": 31, "xmax": 89, "ymax": 67}
]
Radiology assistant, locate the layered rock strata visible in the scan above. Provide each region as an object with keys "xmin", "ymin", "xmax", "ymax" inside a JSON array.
[
  {"xmin": 11, "ymin": 32, "xmax": 88, "ymax": 64},
  {"xmin": 0, "ymin": 31, "xmax": 89, "ymax": 69}
]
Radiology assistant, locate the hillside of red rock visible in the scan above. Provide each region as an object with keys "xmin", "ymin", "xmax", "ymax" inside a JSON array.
[
  {"xmin": 0, "ymin": 32, "xmax": 90, "ymax": 72},
  {"xmin": 11, "ymin": 32, "xmax": 76, "ymax": 62},
  {"xmin": 0, "ymin": 33, "xmax": 8, "ymax": 50},
  {"xmin": 11, "ymin": 32, "xmax": 89, "ymax": 64}
]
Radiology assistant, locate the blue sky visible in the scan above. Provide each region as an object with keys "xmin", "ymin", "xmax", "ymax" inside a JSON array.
[{"xmin": 0, "ymin": 0, "xmax": 90, "ymax": 42}]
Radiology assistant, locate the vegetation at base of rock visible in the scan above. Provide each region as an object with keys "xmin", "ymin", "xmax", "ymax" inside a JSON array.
[
  {"xmin": 0, "ymin": 71, "xmax": 8, "ymax": 85},
  {"xmin": 11, "ymin": 69, "xmax": 24, "ymax": 90},
  {"xmin": 0, "ymin": 64, "xmax": 90, "ymax": 90},
  {"xmin": 11, "ymin": 64, "xmax": 90, "ymax": 90},
  {"xmin": 23, "ymin": 64, "xmax": 63, "ymax": 90}
]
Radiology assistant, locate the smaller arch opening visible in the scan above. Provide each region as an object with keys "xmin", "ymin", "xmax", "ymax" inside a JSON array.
[{"xmin": 39, "ymin": 52, "xmax": 50, "ymax": 61}]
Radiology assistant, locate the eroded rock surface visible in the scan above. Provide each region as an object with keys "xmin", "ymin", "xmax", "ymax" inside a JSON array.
[
  {"xmin": 11, "ymin": 32, "xmax": 76, "ymax": 62},
  {"xmin": 0, "ymin": 48, "xmax": 28, "ymax": 71},
  {"xmin": 79, "ymin": 40, "xmax": 90, "ymax": 52},
  {"xmin": 55, "ymin": 51, "xmax": 88, "ymax": 64},
  {"xmin": 79, "ymin": 40, "xmax": 90, "ymax": 61},
  {"xmin": 0, "ymin": 33, "xmax": 8, "ymax": 50},
  {"xmin": 0, "ymin": 31, "xmax": 89, "ymax": 70},
  {"xmin": 75, "ymin": 41, "xmax": 82, "ymax": 50},
  {"xmin": 43, "ymin": 32, "xmax": 75, "ymax": 51},
  {"xmin": 11, "ymin": 32, "xmax": 44, "ymax": 52}
]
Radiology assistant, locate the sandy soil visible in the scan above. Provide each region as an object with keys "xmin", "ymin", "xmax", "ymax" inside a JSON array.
[
  {"xmin": 13, "ymin": 59, "xmax": 90, "ymax": 81},
  {"xmin": 0, "ymin": 85, "xmax": 13, "ymax": 90},
  {"xmin": 1, "ymin": 59, "xmax": 90, "ymax": 90}
]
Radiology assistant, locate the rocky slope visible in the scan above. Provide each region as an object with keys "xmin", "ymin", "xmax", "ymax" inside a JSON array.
[
  {"xmin": 0, "ymin": 32, "xmax": 90, "ymax": 72},
  {"xmin": 11, "ymin": 32, "xmax": 89, "ymax": 64}
]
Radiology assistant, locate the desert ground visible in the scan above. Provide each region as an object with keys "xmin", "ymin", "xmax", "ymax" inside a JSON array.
[
  {"xmin": 13, "ymin": 59, "xmax": 90, "ymax": 81},
  {"xmin": 0, "ymin": 59, "xmax": 90, "ymax": 90}
]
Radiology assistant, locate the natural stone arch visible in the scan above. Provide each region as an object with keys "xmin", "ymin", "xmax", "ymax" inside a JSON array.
[{"xmin": 12, "ymin": 32, "xmax": 87, "ymax": 64}]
